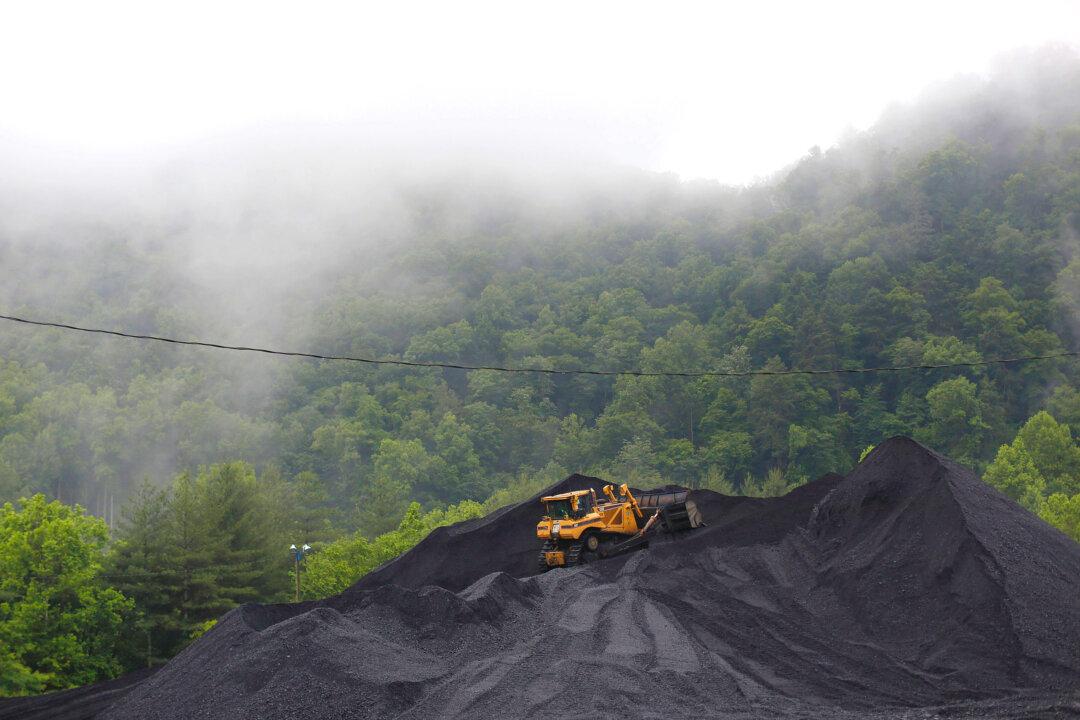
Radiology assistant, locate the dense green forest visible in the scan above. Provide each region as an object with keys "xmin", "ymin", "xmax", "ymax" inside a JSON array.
[{"xmin": 4, "ymin": 49, "xmax": 1080, "ymax": 693}]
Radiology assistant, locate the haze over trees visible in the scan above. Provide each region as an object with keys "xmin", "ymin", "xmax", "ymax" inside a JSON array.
[{"xmin": 2, "ymin": 48, "xmax": 1080, "ymax": 693}]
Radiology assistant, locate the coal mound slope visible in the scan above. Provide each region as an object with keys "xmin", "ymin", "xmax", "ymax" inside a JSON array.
[
  {"xmin": 0, "ymin": 668, "xmax": 155, "ymax": 720},
  {"xmin": 101, "ymin": 437, "xmax": 1080, "ymax": 720},
  {"xmin": 347, "ymin": 472, "xmax": 614, "ymax": 593}
]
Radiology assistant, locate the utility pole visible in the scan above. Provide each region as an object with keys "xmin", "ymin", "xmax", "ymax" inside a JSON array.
[{"xmin": 290, "ymin": 544, "xmax": 311, "ymax": 602}]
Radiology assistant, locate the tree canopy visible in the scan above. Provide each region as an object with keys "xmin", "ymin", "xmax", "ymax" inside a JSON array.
[{"xmin": 0, "ymin": 496, "xmax": 131, "ymax": 695}]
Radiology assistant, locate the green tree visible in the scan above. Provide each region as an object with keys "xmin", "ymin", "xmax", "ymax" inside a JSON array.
[
  {"xmin": 1046, "ymin": 385, "xmax": 1080, "ymax": 428},
  {"xmin": 288, "ymin": 471, "xmax": 341, "ymax": 545},
  {"xmin": 593, "ymin": 403, "xmax": 664, "ymax": 461},
  {"xmin": 432, "ymin": 413, "xmax": 484, "ymax": 502},
  {"xmin": 637, "ymin": 321, "xmax": 717, "ymax": 441},
  {"xmin": 106, "ymin": 482, "xmax": 177, "ymax": 668},
  {"xmin": 1014, "ymin": 411, "xmax": 1080, "ymax": 495},
  {"xmin": 300, "ymin": 533, "xmax": 373, "ymax": 599},
  {"xmin": 788, "ymin": 415, "xmax": 852, "ymax": 480},
  {"xmin": 552, "ymin": 414, "xmax": 595, "ymax": 472},
  {"xmin": 961, "ymin": 278, "xmax": 1027, "ymax": 358},
  {"xmin": 701, "ymin": 431, "xmax": 753, "ymax": 480},
  {"xmin": 357, "ymin": 439, "xmax": 429, "ymax": 536},
  {"xmin": 698, "ymin": 466, "xmax": 735, "ymax": 494},
  {"xmin": 742, "ymin": 467, "xmax": 794, "ymax": 498},
  {"xmin": 919, "ymin": 377, "xmax": 987, "ymax": 464},
  {"xmin": 983, "ymin": 440, "xmax": 1046, "ymax": 512},
  {"xmin": 982, "ymin": 411, "xmax": 1080, "ymax": 539},
  {"xmin": 1039, "ymin": 492, "xmax": 1080, "ymax": 542},
  {"xmin": 606, "ymin": 436, "xmax": 662, "ymax": 487},
  {"xmin": 744, "ymin": 315, "xmax": 794, "ymax": 365},
  {"xmin": 748, "ymin": 357, "xmax": 829, "ymax": 466},
  {"xmin": 196, "ymin": 463, "xmax": 282, "ymax": 605},
  {"xmin": 916, "ymin": 139, "xmax": 979, "ymax": 230},
  {"xmin": 169, "ymin": 472, "xmax": 227, "ymax": 640},
  {"xmin": 656, "ymin": 439, "xmax": 701, "ymax": 488},
  {"xmin": 0, "ymin": 496, "xmax": 132, "ymax": 695}
]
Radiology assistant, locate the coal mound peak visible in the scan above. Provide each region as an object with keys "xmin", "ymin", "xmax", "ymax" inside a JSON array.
[{"xmin": 95, "ymin": 437, "xmax": 1080, "ymax": 719}]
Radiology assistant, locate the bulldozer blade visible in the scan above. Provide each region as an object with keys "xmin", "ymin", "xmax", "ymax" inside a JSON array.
[
  {"xmin": 635, "ymin": 489, "xmax": 689, "ymax": 511},
  {"xmin": 658, "ymin": 500, "xmax": 703, "ymax": 533}
]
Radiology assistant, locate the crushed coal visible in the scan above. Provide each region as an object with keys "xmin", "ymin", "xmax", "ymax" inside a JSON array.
[
  {"xmin": 35, "ymin": 437, "xmax": 1080, "ymax": 719},
  {"xmin": 347, "ymin": 473, "xmax": 615, "ymax": 594},
  {"xmin": 0, "ymin": 668, "xmax": 156, "ymax": 720}
]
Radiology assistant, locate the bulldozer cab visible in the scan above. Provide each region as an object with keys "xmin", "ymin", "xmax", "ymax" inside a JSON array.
[
  {"xmin": 542, "ymin": 491, "xmax": 593, "ymax": 520},
  {"xmin": 545, "ymin": 498, "xmax": 574, "ymax": 519}
]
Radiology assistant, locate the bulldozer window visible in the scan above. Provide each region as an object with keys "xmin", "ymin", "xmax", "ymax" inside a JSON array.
[
  {"xmin": 575, "ymin": 494, "xmax": 593, "ymax": 514},
  {"xmin": 546, "ymin": 499, "xmax": 574, "ymax": 519}
]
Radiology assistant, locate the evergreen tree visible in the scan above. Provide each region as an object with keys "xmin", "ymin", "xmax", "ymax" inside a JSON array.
[
  {"xmin": 195, "ymin": 462, "xmax": 280, "ymax": 606},
  {"xmin": 106, "ymin": 481, "xmax": 178, "ymax": 667},
  {"xmin": 288, "ymin": 470, "xmax": 341, "ymax": 545},
  {"xmin": 169, "ymin": 472, "xmax": 224, "ymax": 640}
]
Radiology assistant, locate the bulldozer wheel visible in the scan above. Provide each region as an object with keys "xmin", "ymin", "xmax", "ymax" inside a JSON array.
[
  {"xmin": 584, "ymin": 533, "xmax": 600, "ymax": 552},
  {"xmin": 565, "ymin": 541, "xmax": 585, "ymax": 566}
]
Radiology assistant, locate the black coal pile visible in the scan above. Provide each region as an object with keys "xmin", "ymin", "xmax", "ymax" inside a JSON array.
[
  {"xmin": 347, "ymin": 472, "xmax": 614, "ymax": 593},
  {"xmin": 0, "ymin": 668, "xmax": 155, "ymax": 720},
  {"xmin": 90, "ymin": 438, "xmax": 1080, "ymax": 719}
]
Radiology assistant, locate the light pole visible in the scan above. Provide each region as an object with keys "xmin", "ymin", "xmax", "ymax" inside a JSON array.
[{"xmin": 290, "ymin": 543, "xmax": 312, "ymax": 602}]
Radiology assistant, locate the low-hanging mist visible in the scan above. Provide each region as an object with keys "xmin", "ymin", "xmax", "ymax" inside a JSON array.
[{"xmin": 0, "ymin": 47, "xmax": 1079, "ymax": 532}]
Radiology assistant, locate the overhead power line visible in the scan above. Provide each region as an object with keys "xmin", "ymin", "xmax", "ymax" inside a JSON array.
[{"xmin": 0, "ymin": 312, "xmax": 1077, "ymax": 378}]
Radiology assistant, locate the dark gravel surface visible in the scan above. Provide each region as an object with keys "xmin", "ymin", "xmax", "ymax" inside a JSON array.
[
  {"xmin": 0, "ymin": 668, "xmax": 156, "ymax": 720},
  {"xmin": 26, "ymin": 437, "xmax": 1080, "ymax": 720}
]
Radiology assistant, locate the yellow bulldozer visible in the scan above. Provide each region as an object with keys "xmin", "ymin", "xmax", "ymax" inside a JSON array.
[{"xmin": 536, "ymin": 483, "xmax": 704, "ymax": 569}]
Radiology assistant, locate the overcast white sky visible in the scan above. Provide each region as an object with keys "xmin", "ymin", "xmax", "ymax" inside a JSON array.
[{"xmin": 2, "ymin": 0, "xmax": 1079, "ymax": 185}]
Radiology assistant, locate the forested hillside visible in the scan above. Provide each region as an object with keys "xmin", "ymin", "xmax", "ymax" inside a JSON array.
[
  {"xmin": 4, "ymin": 50, "xmax": 1080, "ymax": 514},
  {"xmin": 3, "ymin": 48, "xmax": 1080, "ymax": 691}
]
